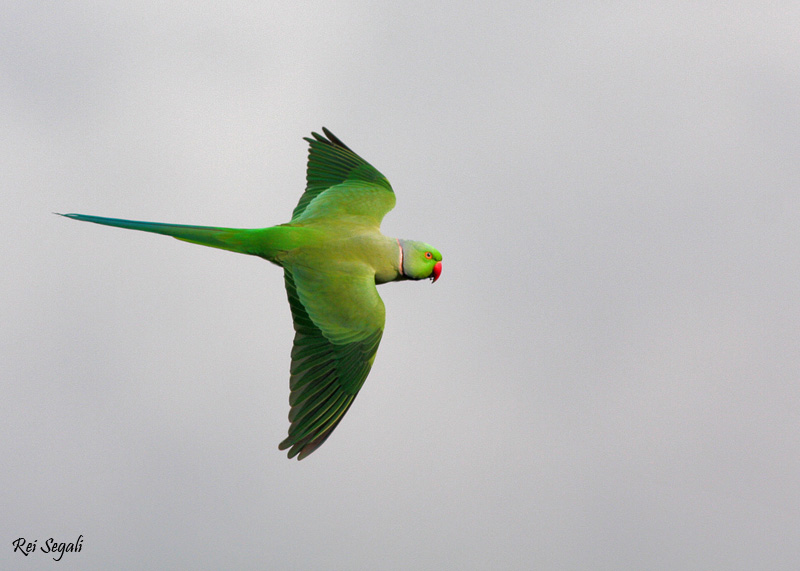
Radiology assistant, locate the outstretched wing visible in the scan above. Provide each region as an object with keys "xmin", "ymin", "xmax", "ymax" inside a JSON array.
[
  {"xmin": 279, "ymin": 264, "xmax": 385, "ymax": 459},
  {"xmin": 291, "ymin": 128, "xmax": 396, "ymax": 227}
]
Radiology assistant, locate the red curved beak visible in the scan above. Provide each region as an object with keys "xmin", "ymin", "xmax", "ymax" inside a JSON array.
[{"xmin": 432, "ymin": 261, "xmax": 442, "ymax": 283}]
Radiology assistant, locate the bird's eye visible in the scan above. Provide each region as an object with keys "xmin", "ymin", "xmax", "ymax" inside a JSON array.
[{"xmin": 425, "ymin": 251, "xmax": 432, "ymax": 259}]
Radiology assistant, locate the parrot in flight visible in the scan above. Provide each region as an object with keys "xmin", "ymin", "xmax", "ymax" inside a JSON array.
[{"xmin": 60, "ymin": 128, "xmax": 442, "ymax": 460}]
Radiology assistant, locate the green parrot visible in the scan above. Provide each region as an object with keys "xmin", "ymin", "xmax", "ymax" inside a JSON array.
[{"xmin": 60, "ymin": 128, "xmax": 442, "ymax": 460}]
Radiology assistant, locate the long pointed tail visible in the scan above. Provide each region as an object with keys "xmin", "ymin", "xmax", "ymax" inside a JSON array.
[{"xmin": 57, "ymin": 213, "xmax": 292, "ymax": 259}]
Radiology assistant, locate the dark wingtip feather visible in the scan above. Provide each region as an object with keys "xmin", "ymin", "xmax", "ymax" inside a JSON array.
[
  {"xmin": 320, "ymin": 127, "xmax": 352, "ymax": 151},
  {"xmin": 305, "ymin": 127, "xmax": 352, "ymax": 152},
  {"xmin": 279, "ymin": 437, "xmax": 312, "ymax": 461}
]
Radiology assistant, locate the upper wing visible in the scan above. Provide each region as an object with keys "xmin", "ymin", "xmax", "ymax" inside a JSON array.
[
  {"xmin": 279, "ymin": 264, "xmax": 385, "ymax": 459},
  {"xmin": 291, "ymin": 128, "xmax": 396, "ymax": 227}
]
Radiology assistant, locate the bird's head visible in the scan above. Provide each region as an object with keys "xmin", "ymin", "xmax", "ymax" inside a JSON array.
[{"xmin": 399, "ymin": 239, "xmax": 442, "ymax": 282}]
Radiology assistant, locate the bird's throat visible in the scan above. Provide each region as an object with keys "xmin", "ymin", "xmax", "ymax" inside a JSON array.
[{"xmin": 396, "ymin": 238, "xmax": 405, "ymax": 278}]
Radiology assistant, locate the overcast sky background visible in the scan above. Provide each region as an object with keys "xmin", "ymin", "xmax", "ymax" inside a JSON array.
[{"xmin": 3, "ymin": 2, "xmax": 800, "ymax": 569}]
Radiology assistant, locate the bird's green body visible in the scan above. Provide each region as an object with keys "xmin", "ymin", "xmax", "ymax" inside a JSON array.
[{"xmin": 61, "ymin": 128, "xmax": 442, "ymax": 459}]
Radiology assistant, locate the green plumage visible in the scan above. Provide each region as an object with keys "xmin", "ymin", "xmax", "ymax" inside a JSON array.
[{"xmin": 60, "ymin": 127, "xmax": 442, "ymax": 459}]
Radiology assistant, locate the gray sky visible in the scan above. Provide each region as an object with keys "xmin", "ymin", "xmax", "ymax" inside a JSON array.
[{"xmin": 3, "ymin": 2, "xmax": 800, "ymax": 569}]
